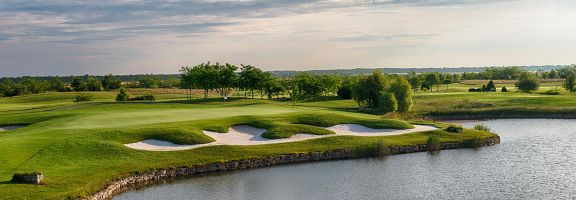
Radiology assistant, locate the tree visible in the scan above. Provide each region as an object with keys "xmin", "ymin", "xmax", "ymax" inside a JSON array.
[
  {"xmin": 442, "ymin": 76, "xmax": 453, "ymax": 91},
  {"xmin": 71, "ymin": 77, "xmax": 83, "ymax": 91},
  {"xmin": 50, "ymin": 77, "xmax": 67, "ymax": 92},
  {"xmin": 485, "ymin": 80, "xmax": 496, "ymax": 92},
  {"xmin": 86, "ymin": 77, "xmax": 103, "ymax": 91},
  {"xmin": 101, "ymin": 74, "xmax": 121, "ymax": 91},
  {"xmin": 501, "ymin": 87, "xmax": 508, "ymax": 92},
  {"xmin": 407, "ymin": 72, "xmax": 423, "ymax": 92},
  {"xmin": 292, "ymin": 73, "xmax": 323, "ymax": 100},
  {"xmin": 214, "ymin": 63, "xmax": 238, "ymax": 98},
  {"xmin": 263, "ymin": 77, "xmax": 284, "ymax": 99},
  {"xmin": 515, "ymin": 72, "xmax": 539, "ymax": 93},
  {"xmin": 352, "ymin": 70, "xmax": 388, "ymax": 108},
  {"xmin": 238, "ymin": 65, "xmax": 265, "ymax": 98},
  {"xmin": 563, "ymin": 71, "xmax": 576, "ymax": 92},
  {"xmin": 378, "ymin": 92, "xmax": 397, "ymax": 113},
  {"xmin": 319, "ymin": 75, "xmax": 341, "ymax": 98},
  {"xmin": 389, "ymin": 77, "xmax": 413, "ymax": 112},
  {"xmin": 139, "ymin": 77, "xmax": 160, "ymax": 89},
  {"xmin": 424, "ymin": 73, "xmax": 440, "ymax": 92},
  {"xmin": 115, "ymin": 88, "xmax": 129, "ymax": 102},
  {"xmin": 337, "ymin": 77, "xmax": 356, "ymax": 99}
]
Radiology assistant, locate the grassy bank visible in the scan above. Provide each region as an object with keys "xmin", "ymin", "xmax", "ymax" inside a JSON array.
[{"xmin": 0, "ymin": 92, "xmax": 497, "ymax": 199}]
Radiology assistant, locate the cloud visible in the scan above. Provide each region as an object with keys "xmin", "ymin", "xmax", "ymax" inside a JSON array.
[{"xmin": 0, "ymin": 0, "xmax": 520, "ymax": 43}]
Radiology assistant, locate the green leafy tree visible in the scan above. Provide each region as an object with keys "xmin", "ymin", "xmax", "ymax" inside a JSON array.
[
  {"xmin": 337, "ymin": 77, "xmax": 356, "ymax": 99},
  {"xmin": 71, "ymin": 77, "xmax": 83, "ymax": 91},
  {"xmin": 318, "ymin": 75, "xmax": 342, "ymax": 98},
  {"xmin": 50, "ymin": 77, "xmax": 67, "ymax": 92},
  {"xmin": 101, "ymin": 74, "xmax": 121, "ymax": 91},
  {"xmin": 238, "ymin": 65, "xmax": 265, "ymax": 98},
  {"xmin": 352, "ymin": 70, "xmax": 389, "ymax": 108},
  {"xmin": 378, "ymin": 92, "xmax": 397, "ymax": 113},
  {"xmin": 214, "ymin": 63, "xmax": 238, "ymax": 98},
  {"xmin": 389, "ymin": 77, "xmax": 413, "ymax": 112},
  {"xmin": 424, "ymin": 73, "xmax": 440, "ymax": 92},
  {"xmin": 563, "ymin": 71, "xmax": 576, "ymax": 92},
  {"xmin": 407, "ymin": 72, "xmax": 423, "ymax": 92},
  {"xmin": 263, "ymin": 77, "xmax": 284, "ymax": 99},
  {"xmin": 515, "ymin": 72, "xmax": 540, "ymax": 93},
  {"xmin": 86, "ymin": 77, "xmax": 103, "ymax": 91},
  {"xmin": 139, "ymin": 77, "xmax": 160, "ymax": 89}
]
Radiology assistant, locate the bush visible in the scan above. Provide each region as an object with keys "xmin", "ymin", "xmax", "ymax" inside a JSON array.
[
  {"xmin": 501, "ymin": 87, "xmax": 508, "ymax": 92},
  {"xmin": 485, "ymin": 80, "xmax": 496, "ymax": 92},
  {"xmin": 541, "ymin": 89, "xmax": 562, "ymax": 95},
  {"xmin": 468, "ymin": 88, "xmax": 482, "ymax": 92},
  {"xmin": 390, "ymin": 77, "xmax": 413, "ymax": 112},
  {"xmin": 473, "ymin": 124, "xmax": 490, "ymax": 132},
  {"xmin": 115, "ymin": 88, "xmax": 129, "ymax": 102},
  {"xmin": 129, "ymin": 95, "xmax": 156, "ymax": 101},
  {"xmin": 337, "ymin": 86, "xmax": 353, "ymax": 99},
  {"xmin": 378, "ymin": 92, "xmax": 398, "ymax": 114},
  {"xmin": 73, "ymin": 94, "xmax": 92, "ymax": 102},
  {"xmin": 516, "ymin": 72, "xmax": 539, "ymax": 92},
  {"xmin": 445, "ymin": 125, "xmax": 463, "ymax": 133}
]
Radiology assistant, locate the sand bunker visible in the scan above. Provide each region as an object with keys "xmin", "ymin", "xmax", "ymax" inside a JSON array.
[
  {"xmin": 0, "ymin": 125, "xmax": 25, "ymax": 131},
  {"xmin": 125, "ymin": 124, "xmax": 437, "ymax": 151}
]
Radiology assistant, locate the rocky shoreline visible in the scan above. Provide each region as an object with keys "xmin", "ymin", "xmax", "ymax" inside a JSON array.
[{"xmin": 86, "ymin": 135, "xmax": 500, "ymax": 200}]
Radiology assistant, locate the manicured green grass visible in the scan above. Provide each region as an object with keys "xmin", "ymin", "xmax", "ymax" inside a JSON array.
[{"xmin": 0, "ymin": 91, "xmax": 495, "ymax": 199}]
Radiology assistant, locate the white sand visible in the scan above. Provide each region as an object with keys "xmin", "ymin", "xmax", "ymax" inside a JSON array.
[
  {"xmin": 0, "ymin": 125, "xmax": 25, "ymax": 131},
  {"xmin": 125, "ymin": 124, "xmax": 437, "ymax": 151}
]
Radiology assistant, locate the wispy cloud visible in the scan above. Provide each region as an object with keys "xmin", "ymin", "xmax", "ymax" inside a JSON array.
[{"xmin": 0, "ymin": 0, "xmax": 520, "ymax": 43}]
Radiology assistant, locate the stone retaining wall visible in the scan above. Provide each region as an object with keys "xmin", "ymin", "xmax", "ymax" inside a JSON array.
[{"xmin": 86, "ymin": 135, "xmax": 500, "ymax": 200}]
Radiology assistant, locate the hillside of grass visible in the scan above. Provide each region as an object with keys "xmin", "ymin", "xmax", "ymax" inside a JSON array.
[{"xmin": 0, "ymin": 92, "xmax": 496, "ymax": 199}]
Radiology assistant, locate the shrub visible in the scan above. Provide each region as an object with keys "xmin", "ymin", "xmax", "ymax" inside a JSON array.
[
  {"xmin": 337, "ymin": 87, "xmax": 352, "ymax": 99},
  {"xmin": 501, "ymin": 87, "xmax": 508, "ymax": 92},
  {"xmin": 563, "ymin": 71, "xmax": 576, "ymax": 92},
  {"xmin": 516, "ymin": 72, "xmax": 539, "ymax": 92},
  {"xmin": 541, "ymin": 89, "xmax": 562, "ymax": 95},
  {"xmin": 73, "ymin": 94, "xmax": 92, "ymax": 102},
  {"xmin": 129, "ymin": 95, "xmax": 156, "ymax": 101},
  {"xmin": 473, "ymin": 124, "xmax": 490, "ymax": 132},
  {"xmin": 485, "ymin": 80, "xmax": 496, "ymax": 92},
  {"xmin": 115, "ymin": 88, "xmax": 129, "ymax": 102},
  {"xmin": 445, "ymin": 125, "xmax": 463, "ymax": 133},
  {"xmin": 378, "ymin": 92, "xmax": 398, "ymax": 114},
  {"xmin": 468, "ymin": 88, "xmax": 482, "ymax": 92},
  {"xmin": 11, "ymin": 172, "xmax": 42, "ymax": 184},
  {"xmin": 390, "ymin": 77, "xmax": 413, "ymax": 112}
]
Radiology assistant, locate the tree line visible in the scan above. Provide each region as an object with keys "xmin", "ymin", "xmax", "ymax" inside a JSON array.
[
  {"xmin": 180, "ymin": 63, "xmax": 413, "ymax": 113},
  {"xmin": 0, "ymin": 74, "xmax": 180, "ymax": 97}
]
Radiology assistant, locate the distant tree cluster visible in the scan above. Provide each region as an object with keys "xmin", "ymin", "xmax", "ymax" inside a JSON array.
[
  {"xmin": 351, "ymin": 70, "xmax": 413, "ymax": 113},
  {"xmin": 460, "ymin": 66, "xmax": 523, "ymax": 80},
  {"xmin": 0, "ymin": 73, "xmax": 180, "ymax": 97},
  {"xmin": 180, "ymin": 62, "xmax": 343, "ymax": 100},
  {"xmin": 469, "ymin": 80, "xmax": 497, "ymax": 92}
]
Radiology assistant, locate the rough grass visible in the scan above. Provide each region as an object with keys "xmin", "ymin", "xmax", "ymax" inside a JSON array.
[
  {"xmin": 261, "ymin": 124, "xmax": 335, "ymax": 139},
  {"xmin": 98, "ymin": 128, "xmax": 215, "ymax": 145}
]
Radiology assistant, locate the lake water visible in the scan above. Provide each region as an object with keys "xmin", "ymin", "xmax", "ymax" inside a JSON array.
[{"xmin": 115, "ymin": 119, "xmax": 576, "ymax": 200}]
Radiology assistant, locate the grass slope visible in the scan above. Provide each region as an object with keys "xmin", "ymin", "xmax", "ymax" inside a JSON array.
[{"xmin": 0, "ymin": 92, "xmax": 496, "ymax": 199}]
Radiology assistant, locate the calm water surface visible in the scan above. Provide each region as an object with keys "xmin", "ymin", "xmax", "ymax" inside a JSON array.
[{"xmin": 115, "ymin": 119, "xmax": 576, "ymax": 200}]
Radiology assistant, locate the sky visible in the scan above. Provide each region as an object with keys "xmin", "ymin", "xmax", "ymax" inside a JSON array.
[{"xmin": 1, "ymin": 0, "xmax": 576, "ymax": 77}]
